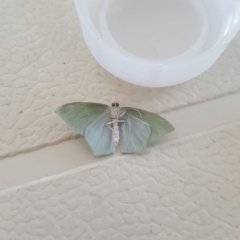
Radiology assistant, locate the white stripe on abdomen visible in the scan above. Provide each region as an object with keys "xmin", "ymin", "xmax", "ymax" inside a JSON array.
[{"xmin": 112, "ymin": 120, "xmax": 119, "ymax": 146}]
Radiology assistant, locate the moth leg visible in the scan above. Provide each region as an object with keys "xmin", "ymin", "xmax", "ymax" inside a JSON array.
[
  {"xmin": 106, "ymin": 121, "xmax": 114, "ymax": 131},
  {"xmin": 119, "ymin": 111, "xmax": 126, "ymax": 117},
  {"xmin": 131, "ymin": 108, "xmax": 142, "ymax": 118},
  {"xmin": 122, "ymin": 108, "xmax": 142, "ymax": 118},
  {"xmin": 106, "ymin": 119, "xmax": 125, "ymax": 131},
  {"xmin": 106, "ymin": 119, "xmax": 119, "ymax": 131},
  {"xmin": 106, "ymin": 125, "xmax": 113, "ymax": 131}
]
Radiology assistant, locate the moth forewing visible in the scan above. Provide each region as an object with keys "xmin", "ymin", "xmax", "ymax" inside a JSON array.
[{"xmin": 55, "ymin": 102, "xmax": 109, "ymax": 136}]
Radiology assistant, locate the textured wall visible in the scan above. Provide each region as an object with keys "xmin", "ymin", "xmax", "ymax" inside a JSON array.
[
  {"xmin": 0, "ymin": 0, "xmax": 240, "ymax": 158},
  {"xmin": 1, "ymin": 1, "xmax": 240, "ymax": 239},
  {"xmin": 0, "ymin": 122, "xmax": 240, "ymax": 239}
]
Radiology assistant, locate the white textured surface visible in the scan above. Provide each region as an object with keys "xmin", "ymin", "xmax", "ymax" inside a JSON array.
[
  {"xmin": 1, "ymin": 0, "xmax": 240, "ymax": 158},
  {"xmin": 0, "ymin": 122, "xmax": 240, "ymax": 239}
]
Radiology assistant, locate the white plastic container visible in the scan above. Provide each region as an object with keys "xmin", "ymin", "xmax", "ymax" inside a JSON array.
[{"xmin": 74, "ymin": 0, "xmax": 240, "ymax": 87}]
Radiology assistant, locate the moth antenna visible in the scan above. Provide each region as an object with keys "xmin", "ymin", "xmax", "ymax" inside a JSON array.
[{"xmin": 125, "ymin": 107, "xmax": 142, "ymax": 118}]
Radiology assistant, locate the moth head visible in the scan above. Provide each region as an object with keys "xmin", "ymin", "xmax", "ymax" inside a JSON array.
[{"xmin": 112, "ymin": 102, "xmax": 119, "ymax": 107}]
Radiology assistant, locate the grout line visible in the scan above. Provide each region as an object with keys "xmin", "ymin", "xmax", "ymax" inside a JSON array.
[
  {"xmin": 160, "ymin": 88, "xmax": 240, "ymax": 114},
  {"xmin": 0, "ymin": 119, "xmax": 239, "ymax": 195}
]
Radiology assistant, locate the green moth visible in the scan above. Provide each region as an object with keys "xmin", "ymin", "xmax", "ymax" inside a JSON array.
[{"xmin": 55, "ymin": 102, "xmax": 174, "ymax": 156}]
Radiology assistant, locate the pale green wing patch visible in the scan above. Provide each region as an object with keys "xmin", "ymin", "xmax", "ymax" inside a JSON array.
[
  {"xmin": 119, "ymin": 113, "xmax": 151, "ymax": 154},
  {"xmin": 121, "ymin": 107, "xmax": 174, "ymax": 143},
  {"xmin": 55, "ymin": 102, "xmax": 109, "ymax": 135},
  {"xmin": 85, "ymin": 111, "xmax": 115, "ymax": 156}
]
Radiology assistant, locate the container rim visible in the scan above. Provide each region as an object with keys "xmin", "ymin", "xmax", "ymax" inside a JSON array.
[{"xmin": 74, "ymin": 0, "xmax": 240, "ymax": 66}]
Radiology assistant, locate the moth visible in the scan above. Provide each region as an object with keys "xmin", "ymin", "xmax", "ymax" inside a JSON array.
[{"xmin": 55, "ymin": 102, "xmax": 174, "ymax": 156}]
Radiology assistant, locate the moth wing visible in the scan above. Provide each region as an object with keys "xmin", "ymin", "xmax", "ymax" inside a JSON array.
[
  {"xmin": 85, "ymin": 111, "xmax": 115, "ymax": 156},
  {"xmin": 55, "ymin": 102, "xmax": 109, "ymax": 135},
  {"xmin": 119, "ymin": 113, "xmax": 151, "ymax": 154},
  {"xmin": 121, "ymin": 107, "xmax": 174, "ymax": 143}
]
